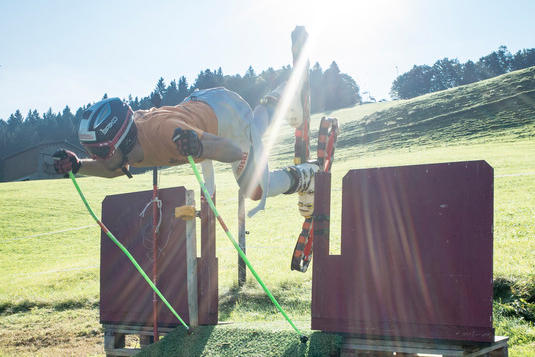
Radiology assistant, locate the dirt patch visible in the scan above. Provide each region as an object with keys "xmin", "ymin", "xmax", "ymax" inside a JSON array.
[{"xmin": 0, "ymin": 307, "xmax": 106, "ymax": 356}]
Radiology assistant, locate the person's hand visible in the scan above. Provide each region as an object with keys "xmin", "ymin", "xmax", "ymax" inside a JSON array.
[
  {"xmin": 172, "ymin": 128, "xmax": 203, "ymax": 158},
  {"xmin": 52, "ymin": 149, "xmax": 81, "ymax": 176}
]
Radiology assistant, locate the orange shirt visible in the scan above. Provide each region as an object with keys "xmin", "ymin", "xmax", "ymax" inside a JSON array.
[{"xmin": 131, "ymin": 101, "xmax": 218, "ymax": 167}]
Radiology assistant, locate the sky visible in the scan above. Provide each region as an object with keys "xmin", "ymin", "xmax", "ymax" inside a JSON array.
[{"xmin": 0, "ymin": 0, "xmax": 534, "ymax": 120}]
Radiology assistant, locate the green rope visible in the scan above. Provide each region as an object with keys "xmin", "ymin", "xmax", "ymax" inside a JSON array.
[
  {"xmin": 68, "ymin": 171, "xmax": 189, "ymax": 331},
  {"xmin": 187, "ymin": 156, "xmax": 307, "ymax": 342}
]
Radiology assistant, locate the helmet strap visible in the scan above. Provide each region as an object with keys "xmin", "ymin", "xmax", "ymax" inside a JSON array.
[
  {"xmin": 119, "ymin": 154, "xmax": 133, "ymax": 179},
  {"xmin": 121, "ymin": 166, "xmax": 133, "ymax": 179}
]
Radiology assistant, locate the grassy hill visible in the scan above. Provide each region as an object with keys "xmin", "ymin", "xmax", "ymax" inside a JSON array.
[
  {"xmin": 332, "ymin": 66, "xmax": 535, "ymax": 150},
  {"xmin": 0, "ymin": 66, "xmax": 534, "ymax": 356}
]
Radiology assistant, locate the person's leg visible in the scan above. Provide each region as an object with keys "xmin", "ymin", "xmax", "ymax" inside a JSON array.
[
  {"xmin": 237, "ymin": 150, "xmax": 317, "ymax": 199},
  {"xmin": 181, "ymin": 87, "xmax": 313, "ymax": 215},
  {"xmin": 240, "ymin": 162, "xmax": 318, "ymax": 218},
  {"xmin": 266, "ymin": 169, "xmax": 292, "ymax": 196},
  {"xmin": 246, "ymin": 84, "xmax": 318, "ymax": 216},
  {"xmin": 252, "ymin": 81, "xmax": 304, "ymax": 135},
  {"xmin": 251, "ymin": 104, "xmax": 272, "ymax": 138}
]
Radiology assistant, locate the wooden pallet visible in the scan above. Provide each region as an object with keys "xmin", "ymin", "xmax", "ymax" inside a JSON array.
[
  {"xmin": 103, "ymin": 324, "xmax": 176, "ymax": 357},
  {"xmin": 341, "ymin": 335, "xmax": 508, "ymax": 357}
]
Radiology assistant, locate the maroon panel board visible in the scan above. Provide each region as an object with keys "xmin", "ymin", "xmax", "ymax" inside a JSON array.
[
  {"xmin": 312, "ymin": 161, "xmax": 494, "ymax": 342},
  {"xmin": 198, "ymin": 196, "xmax": 218, "ymax": 325},
  {"xmin": 100, "ymin": 186, "xmax": 218, "ymax": 327}
]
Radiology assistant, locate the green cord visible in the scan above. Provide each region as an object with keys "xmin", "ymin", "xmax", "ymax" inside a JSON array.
[
  {"xmin": 187, "ymin": 156, "xmax": 307, "ymax": 341},
  {"xmin": 68, "ymin": 171, "xmax": 189, "ymax": 331}
]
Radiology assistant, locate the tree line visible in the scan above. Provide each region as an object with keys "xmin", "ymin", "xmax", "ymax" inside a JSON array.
[
  {"xmin": 0, "ymin": 61, "xmax": 360, "ymax": 158},
  {"xmin": 391, "ymin": 46, "xmax": 535, "ymax": 99}
]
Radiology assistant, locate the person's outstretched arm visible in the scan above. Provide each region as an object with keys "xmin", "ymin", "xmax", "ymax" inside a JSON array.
[
  {"xmin": 200, "ymin": 132, "xmax": 243, "ymax": 163},
  {"xmin": 173, "ymin": 128, "xmax": 242, "ymax": 163},
  {"xmin": 77, "ymin": 158, "xmax": 125, "ymax": 178},
  {"xmin": 53, "ymin": 149, "xmax": 124, "ymax": 178}
]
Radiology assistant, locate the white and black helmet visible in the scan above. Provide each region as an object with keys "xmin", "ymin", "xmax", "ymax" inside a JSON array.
[{"xmin": 78, "ymin": 98, "xmax": 137, "ymax": 159}]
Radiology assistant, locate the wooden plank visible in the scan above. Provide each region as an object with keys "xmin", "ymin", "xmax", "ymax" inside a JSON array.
[
  {"xmin": 465, "ymin": 336, "xmax": 509, "ymax": 356},
  {"xmin": 186, "ymin": 189, "xmax": 199, "ymax": 327},
  {"xmin": 488, "ymin": 346, "xmax": 508, "ymax": 357},
  {"xmin": 102, "ymin": 324, "xmax": 175, "ymax": 334},
  {"xmin": 342, "ymin": 335, "xmax": 509, "ymax": 357},
  {"xmin": 103, "ymin": 324, "xmax": 174, "ymax": 356},
  {"xmin": 342, "ymin": 342, "xmax": 463, "ymax": 356},
  {"xmin": 104, "ymin": 347, "xmax": 141, "ymax": 356},
  {"xmin": 341, "ymin": 350, "xmax": 394, "ymax": 356},
  {"xmin": 344, "ymin": 336, "xmax": 466, "ymax": 350},
  {"xmin": 238, "ymin": 191, "xmax": 246, "ymax": 286}
]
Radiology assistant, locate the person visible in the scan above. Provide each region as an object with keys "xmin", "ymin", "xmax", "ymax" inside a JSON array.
[{"xmin": 53, "ymin": 85, "xmax": 319, "ymax": 217}]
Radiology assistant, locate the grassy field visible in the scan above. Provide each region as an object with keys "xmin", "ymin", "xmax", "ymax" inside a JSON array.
[{"xmin": 1, "ymin": 67, "xmax": 535, "ymax": 356}]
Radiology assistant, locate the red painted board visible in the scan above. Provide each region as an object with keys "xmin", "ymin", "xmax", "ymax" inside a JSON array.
[
  {"xmin": 100, "ymin": 186, "xmax": 218, "ymax": 327},
  {"xmin": 312, "ymin": 161, "xmax": 494, "ymax": 342}
]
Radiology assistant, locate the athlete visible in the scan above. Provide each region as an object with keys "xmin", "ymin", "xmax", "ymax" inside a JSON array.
[{"xmin": 53, "ymin": 86, "xmax": 319, "ymax": 217}]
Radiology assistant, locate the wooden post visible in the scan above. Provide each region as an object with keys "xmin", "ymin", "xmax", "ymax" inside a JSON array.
[
  {"xmin": 151, "ymin": 167, "xmax": 159, "ymax": 342},
  {"xmin": 291, "ymin": 25, "xmax": 310, "ymax": 165},
  {"xmin": 238, "ymin": 191, "xmax": 246, "ymax": 286},
  {"xmin": 185, "ymin": 189, "xmax": 198, "ymax": 327},
  {"xmin": 199, "ymin": 190, "xmax": 218, "ymax": 324},
  {"xmin": 104, "ymin": 329, "xmax": 124, "ymax": 350}
]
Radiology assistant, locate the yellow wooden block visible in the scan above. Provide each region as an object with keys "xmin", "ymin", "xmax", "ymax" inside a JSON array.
[{"xmin": 175, "ymin": 205, "xmax": 196, "ymax": 220}]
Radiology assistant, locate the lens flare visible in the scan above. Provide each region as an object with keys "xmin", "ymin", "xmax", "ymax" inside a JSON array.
[{"xmin": 247, "ymin": 38, "xmax": 311, "ymax": 199}]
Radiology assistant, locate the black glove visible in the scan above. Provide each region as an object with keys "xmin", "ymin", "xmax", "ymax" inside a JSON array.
[
  {"xmin": 172, "ymin": 128, "xmax": 203, "ymax": 158},
  {"xmin": 52, "ymin": 149, "xmax": 81, "ymax": 177}
]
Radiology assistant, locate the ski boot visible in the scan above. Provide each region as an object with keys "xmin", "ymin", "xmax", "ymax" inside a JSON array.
[{"xmin": 284, "ymin": 162, "xmax": 320, "ymax": 217}]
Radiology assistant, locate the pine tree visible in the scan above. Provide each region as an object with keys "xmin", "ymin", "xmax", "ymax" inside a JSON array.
[
  {"xmin": 25, "ymin": 110, "xmax": 40, "ymax": 126},
  {"xmin": 241, "ymin": 66, "xmax": 263, "ymax": 106},
  {"xmin": 155, "ymin": 77, "xmax": 167, "ymax": 98},
  {"xmin": 310, "ymin": 62, "xmax": 325, "ymax": 113},
  {"xmin": 7, "ymin": 110, "xmax": 23, "ymax": 129},
  {"xmin": 177, "ymin": 76, "xmax": 190, "ymax": 102},
  {"xmin": 164, "ymin": 80, "xmax": 179, "ymax": 106},
  {"xmin": 323, "ymin": 62, "xmax": 340, "ymax": 110},
  {"xmin": 337, "ymin": 73, "xmax": 361, "ymax": 108},
  {"xmin": 0, "ymin": 119, "xmax": 7, "ymax": 158},
  {"xmin": 60, "ymin": 106, "xmax": 75, "ymax": 138},
  {"xmin": 245, "ymin": 66, "xmax": 256, "ymax": 78},
  {"xmin": 321, "ymin": 61, "xmax": 361, "ymax": 110}
]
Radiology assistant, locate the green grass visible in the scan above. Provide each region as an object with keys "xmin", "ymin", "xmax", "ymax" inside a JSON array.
[
  {"xmin": 1, "ymin": 66, "xmax": 535, "ymax": 356},
  {"xmin": 137, "ymin": 322, "xmax": 342, "ymax": 357}
]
